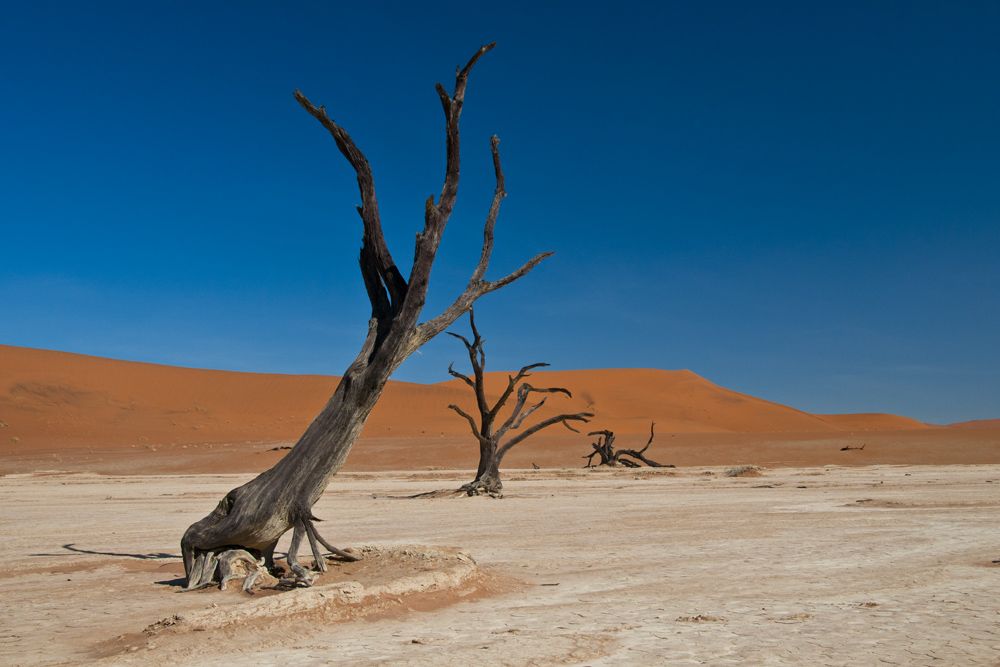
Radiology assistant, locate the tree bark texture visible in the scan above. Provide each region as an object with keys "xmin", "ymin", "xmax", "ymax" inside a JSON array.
[
  {"xmin": 181, "ymin": 44, "xmax": 553, "ymax": 590},
  {"xmin": 447, "ymin": 310, "xmax": 593, "ymax": 495}
]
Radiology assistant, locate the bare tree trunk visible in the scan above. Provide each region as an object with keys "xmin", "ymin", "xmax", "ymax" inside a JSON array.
[
  {"xmin": 466, "ymin": 445, "xmax": 503, "ymax": 495},
  {"xmin": 181, "ymin": 44, "xmax": 553, "ymax": 590},
  {"xmin": 448, "ymin": 310, "xmax": 592, "ymax": 496}
]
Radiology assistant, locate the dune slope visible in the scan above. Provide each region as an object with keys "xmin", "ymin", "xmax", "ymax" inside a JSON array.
[{"xmin": 0, "ymin": 345, "xmax": 945, "ymax": 453}]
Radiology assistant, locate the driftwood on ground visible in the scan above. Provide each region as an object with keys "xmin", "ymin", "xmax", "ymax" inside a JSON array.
[{"xmin": 583, "ymin": 423, "xmax": 673, "ymax": 468}]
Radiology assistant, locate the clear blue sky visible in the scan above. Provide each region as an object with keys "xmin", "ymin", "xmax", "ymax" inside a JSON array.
[{"xmin": 2, "ymin": 1, "xmax": 997, "ymax": 424}]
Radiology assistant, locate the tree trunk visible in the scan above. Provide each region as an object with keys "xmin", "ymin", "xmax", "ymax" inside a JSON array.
[
  {"xmin": 181, "ymin": 44, "xmax": 554, "ymax": 590},
  {"xmin": 460, "ymin": 443, "xmax": 503, "ymax": 495}
]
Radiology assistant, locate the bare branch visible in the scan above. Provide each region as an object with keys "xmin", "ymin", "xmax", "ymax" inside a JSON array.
[
  {"xmin": 293, "ymin": 90, "xmax": 408, "ymax": 317},
  {"xmin": 470, "ymin": 135, "xmax": 506, "ymax": 284},
  {"xmin": 446, "ymin": 362, "xmax": 476, "ymax": 389},
  {"xmin": 486, "ymin": 363, "xmax": 550, "ymax": 427},
  {"xmin": 521, "ymin": 384, "xmax": 572, "ymax": 399},
  {"xmin": 402, "ymin": 43, "xmax": 496, "ymax": 323},
  {"xmin": 481, "ymin": 251, "xmax": 555, "ymax": 293},
  {"xmin": 510, "ymin": 398, "xmax": 546, "ymax": 430},
  {"xmin": 447, "ymin": 404, "xmax": 485, "ymax": 444},
  {"xmin": 446, "ymin": 331, "xmax": 474, "ymax": 352},
  {"xmin": 497, "ymin": 411, "xmax": 594, "ymax": 459},
  {"xmin": 412, "ymin": 134, "xmax": 553, "ymax": 348},
  {"xmin": 636, "ymin": 422, "xmax": 656, "ymax": 455}
]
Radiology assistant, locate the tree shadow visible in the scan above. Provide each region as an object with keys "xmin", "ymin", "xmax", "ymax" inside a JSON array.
[
  {"xmin": 58, "ymin": 543, "xmax": 181, "ymax": 560},
  {"xmin": 157, "ymin": 576, "xmax": 188, "ymax": 588}
]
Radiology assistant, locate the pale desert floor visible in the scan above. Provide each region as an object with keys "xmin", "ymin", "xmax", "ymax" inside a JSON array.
[{"xmin": 3, "ymin": 464, "xmax": 999, "ymax": 666}]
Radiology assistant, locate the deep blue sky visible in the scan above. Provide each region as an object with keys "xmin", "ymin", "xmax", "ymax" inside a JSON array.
[{"xmin": 2, "ymin": 1, "xmax": 997, "ymax": 424}]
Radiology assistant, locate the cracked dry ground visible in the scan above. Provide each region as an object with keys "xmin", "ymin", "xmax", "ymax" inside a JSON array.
[{"xmin": 2, "ymin": 464, "xmax": 999, "ymax": 665}]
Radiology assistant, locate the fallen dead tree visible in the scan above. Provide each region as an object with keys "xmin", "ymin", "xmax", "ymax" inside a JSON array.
[{"xmin": 583, "ymin": 423, "xmax": 672, "ymax": 468}]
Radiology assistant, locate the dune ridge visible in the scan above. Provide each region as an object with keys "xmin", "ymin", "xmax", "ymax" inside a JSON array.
[{"xmin": 0, "ymin": 344, "xmax": 946, "ymax": 453}]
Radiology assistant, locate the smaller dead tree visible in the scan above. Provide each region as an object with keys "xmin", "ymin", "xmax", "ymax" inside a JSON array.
[
  {"xmin": 448, "ymin": 310, "xmax": 593, "ymax": 495},
  {"xmin": 583, "ymin": 423, "xmax": 672, "ymax": 468}
]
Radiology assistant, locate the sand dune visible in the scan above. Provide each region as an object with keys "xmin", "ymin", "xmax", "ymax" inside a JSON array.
[
  {"xmin": 813, "ymin": 412, "xmax": 931, "ymax": 431},
  {"xmin": 1, "ymin": 344, "xmax": 995, "ymax": 474},
  {"xmin": 1, "ymin": 345, "xmax": 937, "ymax": 448},
  {"xmin": 948, "ymin": 418, "xmax": 1000, "ymax": 429}
]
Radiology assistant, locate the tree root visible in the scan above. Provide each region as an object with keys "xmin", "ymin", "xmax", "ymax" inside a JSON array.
[
  {"xmin": 183, "ymin": 516, "xmax": 361, "ymax": 593},
  {"xmin": 458, "ymin": 479, "xmax": 504, "ymax": 498}
]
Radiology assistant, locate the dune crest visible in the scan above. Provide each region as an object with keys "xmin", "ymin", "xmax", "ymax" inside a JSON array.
[{"xmin": 0, "ymin": 345, "xmax": 969, "ymax": 458}]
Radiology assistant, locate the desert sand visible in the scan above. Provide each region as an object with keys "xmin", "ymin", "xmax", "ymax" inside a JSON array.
[
  {"xmin": 2, "ymin": 344, "xmax": 997, "ymax": 476},
  {"xmin": 2, "ymin": 345, "xmax": 999, "ymax": 665},
  {"xmin": 3, "ymin": 466, "xmax": 999, "ymax": 665}
]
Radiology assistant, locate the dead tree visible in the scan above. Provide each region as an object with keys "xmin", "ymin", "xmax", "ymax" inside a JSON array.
[
  {"xmin": 583, "ymin": 423, "xmax": 671, "ymax": 468},
  {"xmin": 447, "ymin": 310, "xmax": 593, "ymax": 495},
  {"xmin": 181, "ymin": 44, "xmax": 553, "ymax": 590}
]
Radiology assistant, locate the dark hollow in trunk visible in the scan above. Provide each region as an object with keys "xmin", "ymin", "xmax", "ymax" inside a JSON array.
[
  {"xmin": 447, "ymin": 310, "xmax": 593, "ymax": 496},
  {"xmin": 583, "ymin": 423, "xmax": 673, "ymax": 468},
  {"xmin": 181, "ymin": 44, "xmax": 555, "ymax": 590}
]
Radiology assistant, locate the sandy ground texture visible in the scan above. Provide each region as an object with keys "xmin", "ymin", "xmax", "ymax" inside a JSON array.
[{"xmin": 3, "ymin": 465, "xmax": 999, "ymax": 666}]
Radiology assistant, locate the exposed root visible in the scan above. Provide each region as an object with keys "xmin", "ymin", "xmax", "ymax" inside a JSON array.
[
  {"xmin": 458, "ymin": 479, "xmax": 504, "ymax": 497},
  {"xmin": 218, "ymin": 550, "xmax": 268, "ymax": 592},
  {"xmin": 184, "ymin": 517, "xmax": 361, "ymax": 592}
]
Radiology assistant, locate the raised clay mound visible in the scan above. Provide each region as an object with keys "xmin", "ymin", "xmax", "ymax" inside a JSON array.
[{"xmin": 0, "ymin": 534, "xmax": 508, "ymax": 665}]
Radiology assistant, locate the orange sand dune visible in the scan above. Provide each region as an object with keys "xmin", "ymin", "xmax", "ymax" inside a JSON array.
[
  {"xmin": 948, "ymin": 419, "xmax": 1000, "ymax": 429},
  {"xmin": 443, "ymin": 368, "xmax": 935, "ymax": 435},
  {"xmin": 1, "ymin": 344, "xmax": 995, "ymax": 474},
  {"xmin": 813, "ymin": 413, "xmax": 931, "ymax": 431}
]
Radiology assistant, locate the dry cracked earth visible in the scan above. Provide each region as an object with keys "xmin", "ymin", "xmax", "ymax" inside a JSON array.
[{"xmin": 2, "ymin": 464, "xmax": 999, "ymax": 665}]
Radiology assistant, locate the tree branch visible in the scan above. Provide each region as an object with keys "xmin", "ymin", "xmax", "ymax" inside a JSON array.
[
  {"xmin": 401, "ymin": 43, "xmax": 496, "ymax": 324},
  {"xmin": 510, "ymin": 398, "xmax": 546, "ymax": 430},
  {"xmin": 486, "ymin": 363, "xmax": 549, "ymax": 427},
  {"xmin": 447, "ymin": 404, "xmax": 486, "ymax": 445},
  {"xmin": 446, "ymin": 362, "xmax": 476, "ymax": 389},
  {"xmin": 412, "ymin": 131, "xmax": 553, "ymax": 348},
  {"xmin": 293, "ymin": 90, "xmax": 408, "ymax": 318},
  {"xmin": 497, "ymin": 411, "xmax": 594, "ymax": 459},
  {"xmin": 637, "ymin": 422, "xmax": 656, "ymax": 455},
  {"xmin": 470, "ymin": 135, "xmax": 506, "ymax": 284}
]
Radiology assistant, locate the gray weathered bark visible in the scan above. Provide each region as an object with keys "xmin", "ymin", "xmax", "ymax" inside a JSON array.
[
  {"xmin": 181, "ymin": 44, "xmax": 552, "ymax": 589},
  {"xmin": 447, "ymin": 310, "xmax": 593, "ymax": 496}
]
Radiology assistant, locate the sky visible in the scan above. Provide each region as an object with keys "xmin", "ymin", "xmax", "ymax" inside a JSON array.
[{"xmin": 2, "ymin": 1, "xmax": 997, "ymax": 424}]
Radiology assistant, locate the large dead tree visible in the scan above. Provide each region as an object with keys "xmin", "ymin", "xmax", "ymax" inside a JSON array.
[
  {"xmin": 583, "ymin": 423, "xmax": 672, "ymax": 468},
  {"xmin": 447, "ymin": 310, "xmax": 593, "ymax": 495},
  {"xmin": 181, "ymin": 44, "xmax": 553, "ymax": 590}
]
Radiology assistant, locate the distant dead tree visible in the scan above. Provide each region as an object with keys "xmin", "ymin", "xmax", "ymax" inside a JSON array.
[
  {"xmin": 583, "ymin": 423, "xmax": 671, "ymax": 468},
  {"xmin": 181, "ymin": 44, "xmax": 556, "ymax": 590},
  {"xmin": 447, "ymin": 310, "xmax": 593, "ymax": 495}
]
